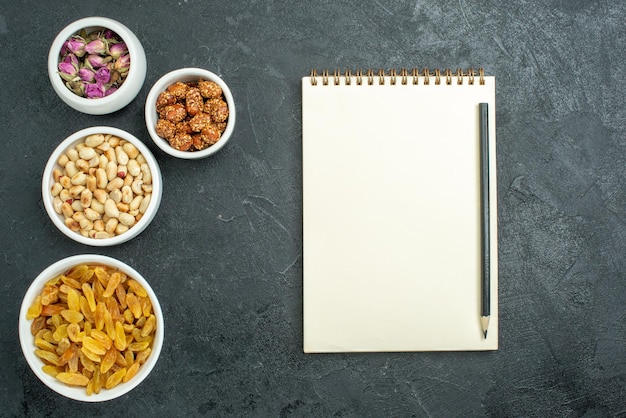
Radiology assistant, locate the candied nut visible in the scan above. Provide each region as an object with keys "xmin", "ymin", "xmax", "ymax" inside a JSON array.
[
  {"xmin": 155, "ymin": 91, "xmax": 176, "ymax": 109},
  {"xmin": 155, "ymin": 119, "xmax": 176, "ymax": 140},
  {"xmin": 164, "ymin": 104, "xmax": 187, "ymax": 123},
  {"xmin": 200, "ymin": 125, "xmax": 221, "ymax": 145},
  {"xmin": 175, "ymin": 120, "xmax": 193, "ymax": 135},
  {"xmin": 214, "ymin": 122, "xmax": 227, "ymax": 132},
  {"xmin": 192, "ymin": 134, "xmax": 209, "ymax": 150},
  {"xmin": 166, "ymin": 81, "xmax": 189, "ymax": 99},
  {"xmin": 189, "ymin": 113, "xmax": 211, "ymax": 132},
  {"xmin": 198, "ymin": 80, "xmax": 222, "ymax": 99},
  {"xmin": 168, "ymin": 132, "xmax": 193, "ymax": 151},
  {"xmin": 206, "ymin": 98, "xmax": 229, "ymax": 123},
  {"xmin": 154, "ymin": 78, "xmax": 229, "ymax": 152},
  {"xmin": 185, "ymin": 87, "xmax": 204, "ymax": 116}
]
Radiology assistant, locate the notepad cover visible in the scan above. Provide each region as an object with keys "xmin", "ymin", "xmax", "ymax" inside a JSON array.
[{"xmin": 302, "ymin": 72, "xmax": 498, "ymax": 352}]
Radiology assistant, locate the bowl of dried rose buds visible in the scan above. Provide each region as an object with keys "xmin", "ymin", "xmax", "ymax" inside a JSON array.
[
  {"xmin": 42, "ymin": 126, "xmax": 162, "ymax": 246},
  {"xmin": 145, "ymin": 68, "xmax": 236, "ymax": 159},
  {"xmin": 48, "ymin": 17, "xmax": 147, "ymax": 115},
  {"xmin": 19, "ymin": 254, "xmax": 164, "ymax": 402}
]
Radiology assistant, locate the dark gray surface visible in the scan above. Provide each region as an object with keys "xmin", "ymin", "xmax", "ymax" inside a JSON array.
[{"xmin": 1, "ymin": 1, "xmax": 625, "ymax": 416}]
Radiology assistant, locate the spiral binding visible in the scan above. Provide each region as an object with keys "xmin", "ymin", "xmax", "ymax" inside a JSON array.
[{"xmin": 309, "ymin": 68, "xmax": 485, "ymax": 86}]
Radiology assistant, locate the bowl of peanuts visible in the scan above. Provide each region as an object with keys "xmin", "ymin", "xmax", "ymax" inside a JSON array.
[
  {"xmin": 42, "ymin": 126, "xmax": 162, "ymax": 246},
  {"xmin": 19, "ymin": 254, "xmax": 164, "ymax": 402},
  {"xmin": 144, "ymin": 67, "xmax": 236, "ymax": 159}
]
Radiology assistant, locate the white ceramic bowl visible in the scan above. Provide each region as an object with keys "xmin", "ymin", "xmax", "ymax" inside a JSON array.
[
  {"xmin": 19, "ymin": 254, "xmax": 164, "ymax": 402},
  {"xmin": 42, "ymin": 126, "xmax": 162, "ymax": 246},
  {"xmin": 145, "ymin": 68, "xmax": 236, "ymax": 159},
  {"xmin": 48, "ymin": 17, "xmax": 147, "ymax": 115}
]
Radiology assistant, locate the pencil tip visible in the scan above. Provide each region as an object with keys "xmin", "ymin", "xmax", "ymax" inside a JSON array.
[{"xmin": 480, "ymin": 315, "xmax": 490, "ymax": 339}]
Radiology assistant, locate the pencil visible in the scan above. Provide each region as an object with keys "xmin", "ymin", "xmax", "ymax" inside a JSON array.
[{"xmin": 479, "ymin": 103, "xmax": 490, "ymax": 339}]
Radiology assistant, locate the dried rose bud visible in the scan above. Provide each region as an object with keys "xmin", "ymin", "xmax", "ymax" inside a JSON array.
[
  {"xmin": 95, "ymin": 67, "xmax": 111, "ymax": 84},
  {"xmin": 104, "ymin": 86, "xmax": 118, "ymax": 97},
  {"xmin": 86, "ymin": 54, "xmax": 111, "ymax": 69},
  {"xmin": 85, "ymin": 82, "xmax": 105, "ymax": 99},
  {"xmin": 65, "ymin": 37, "xmax": 86, "ymax": 57},
  {"xmin": 114, "ymin": 54, "xmax": 131, "ymax": 73},
  {"xmin": 63, "ymin": 52, "xmax": 79, "ymax": 67},
  {"xmin": 59, "ymin": 28, "xmax": 129, "ymax": 99},
  {"xmin": 102, "ymin": 29, "xmax": 118, "ymax": 41},
  {"xmin": 109, "ymin": 42, "xmax": 128, "ymax": 59},
  {"xmin": 58, "ymin": 61, "xmax": 78, "ymax": 81},
  {"xmin": 66, "ymin": 80, "xmax": 85, "ymax": 96},
  {"xmin": 78, "ymin": 67, "xmax": 95, "ymax": 82},
  {"xmin": 84, "ymin": 38, "xmax": 107, "ymax": 55},
  {"xmin": 108, "ymin": 69, "xmax": 121, "ymax": 85}
]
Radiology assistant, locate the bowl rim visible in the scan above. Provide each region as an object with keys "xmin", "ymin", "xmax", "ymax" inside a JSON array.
[
  {"xmin": 18, "ymin": 254, "xmax": 164, "ymax": 402},
  {"xmin": 42, "ymin": 126, "xmax": 162, "ymax": 246},
  {"xmin": 47, "ymin": 16, "xmax": 146, "ymax": 114},
  {"xmin": 144, "ymin": 67, "xmax": 236, "ymax": 159}
]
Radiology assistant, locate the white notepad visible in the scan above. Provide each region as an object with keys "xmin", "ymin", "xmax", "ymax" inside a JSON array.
[{"xmin": 302, "ymin": 69, "xmax": 498, "ymax": 352}]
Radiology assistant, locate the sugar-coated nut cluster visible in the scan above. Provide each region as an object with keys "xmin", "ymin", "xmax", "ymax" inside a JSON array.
[
  {"xmin": 51, "ymin": 134, "xmax": 153, "ymax": 239},
  {"xmin": 154, "ymin": 79, "xmax": 229, "ymax": 151},
  {"xmin": 25, "ymin": 263, "xmax": 156, "ymax": 395}
]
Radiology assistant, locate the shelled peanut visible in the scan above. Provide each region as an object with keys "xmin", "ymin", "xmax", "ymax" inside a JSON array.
[
  {"xmin": 50, "ymin": 134, "xmax": 152, "ymax": 239},
  {"xmin": 25, "ymin": 264, "xmax": 157, "ymax": 395}
]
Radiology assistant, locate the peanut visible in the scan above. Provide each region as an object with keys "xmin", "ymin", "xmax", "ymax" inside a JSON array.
[{"xmin": 50, "ymin": 134, "xmax": 154, "ymax": 239}]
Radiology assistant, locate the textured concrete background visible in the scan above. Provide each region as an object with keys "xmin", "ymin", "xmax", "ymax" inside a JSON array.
[{"xmin": 1, "ymin": 0, "xmax": 625, "ymax": 416}]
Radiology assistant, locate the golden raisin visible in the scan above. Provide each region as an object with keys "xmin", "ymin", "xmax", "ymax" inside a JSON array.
[
  {"xmin": 57, "ymin": 372, "xmax": 90, "ymax": 387},
  {"xmin": 26, "ymin": 263, "xmax": 157, "ymax": 396},
  {"xmin": 105, "ymin": 367, "xmax": 127, "ymax": 390}
]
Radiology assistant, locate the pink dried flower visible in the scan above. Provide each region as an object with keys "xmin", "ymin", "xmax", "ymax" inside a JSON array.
[
  {"xmin": 95, "ymin": 67, "xmax": 111, "ymax": 84},
  {"xmin": 58, "ymin": 28, "xmax": 130, "ymax": 99},
  {"xmin": 58, "ymin": 62, "xmax": 77, "ymax": 81},
  {"xmin": 78, "ymin": 67, "xmax": 95, "ymax": 82},
  {"xmin": 65, "ymin": 36, "xmax": 86, "ymax": 57},
  {"xmin": 104, "ymin": 86, "xmax": 118, "ymax": 97},
  {"xmin": 114, "ymin": 53, "xmax": 131, "ymax": 73},
  {"xmin": 108, "ymin": 42, "xmax": 127, "ymax": 59},
  {"xmin": 86, "ymin": 54, "xmax": 112, "ymax": 68},
  {"xmin": 85, "ymin": 82, "xmax": 105, "ymax": 99},
  {"xmin": 102, "ymin": 29, "xmax": 118, "ymax": 40},
  {"xmin": 84, "ymin": 38, "xmax": 107, "ymax": 55}
]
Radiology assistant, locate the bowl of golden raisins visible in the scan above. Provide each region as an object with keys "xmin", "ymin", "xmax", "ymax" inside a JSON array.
[
  {"xmin": 19, "ymin": 254, "xmax": 164, "ymax": 402},
  {"xmin": 144, "ymin": 67, "xmax": 236, "ymax": 159}
]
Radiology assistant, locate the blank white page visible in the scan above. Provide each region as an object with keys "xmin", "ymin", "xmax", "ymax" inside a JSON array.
[{"xmin": 302, "ymin": 72, "xmax": 498, "ymax": 352}]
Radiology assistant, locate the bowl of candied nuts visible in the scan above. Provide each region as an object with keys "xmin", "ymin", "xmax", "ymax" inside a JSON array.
[
  {"xmin": 42, "ymin": 126, "xmax": 162, "ymax": 246},
  {"xmin": 19, "ymin": 254, "xmax": 164, "ymax": 402},
  {"xmin": 48, "ymin": 17, "xmax": 147, "ymax": 115},
  {"xmin": 145, "ymin": 68, "xmax": 236, "ymax": 159}
]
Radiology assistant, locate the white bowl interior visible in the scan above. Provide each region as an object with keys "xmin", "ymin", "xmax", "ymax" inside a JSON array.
[
  {"xmin": 42, "ymin": 126, "xmax": 162, "ymax": 246},
  {"xmin": 48, "ymin": 17, "xmax": 147, "ymax": 115},
  {"xmin": 19, "ymin": 254, "xmax": 164, "ymax": 402},
  {"xmin": 145, "ymin": 68, "xmax": 236, "ymax": 159}
]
